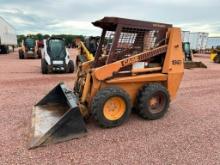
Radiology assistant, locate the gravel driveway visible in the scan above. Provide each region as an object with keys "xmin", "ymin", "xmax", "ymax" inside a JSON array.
[{"xmin": 0, "ymin": 51, "xmax": 219, "ymax": 165}]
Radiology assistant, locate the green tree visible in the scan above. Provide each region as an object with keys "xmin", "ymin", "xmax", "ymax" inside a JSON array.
[
  {"xmin": 36, "ymin": 33, "xmax": 43, "ymax": 40},
  {"xmin": 43, "ymin": 34, "xmax": 50, "ymax": 39},
  {"xmin": 17, "ymin": 35, "xmax": 25, "ymax": 46}
]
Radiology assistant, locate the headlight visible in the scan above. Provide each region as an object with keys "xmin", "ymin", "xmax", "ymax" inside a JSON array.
[{"xmin": 53, "ymin": 61, "xmax": 64, "ymax": 64}]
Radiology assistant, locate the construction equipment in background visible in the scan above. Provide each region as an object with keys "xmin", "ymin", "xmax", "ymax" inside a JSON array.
[
  {"xmin": 75, "ymin": 36, "xmax": 99, "ymax": 67},
  {"xmin": 182, "ymin": 42, "xmax": 207, "ymax": 69},
  {"xmin": 210, "ymin": 46, "xmax": 220, "ymax": 63},
  {"xmin": 85, "ymin": 36, "xmax": 100, "ymax": 55},
  {"xmin": 18, "ymin": 35, "xmax": 41, "ymax": 59},
  {"xmin": 41, "ymin": 37, "xmax": 74, "ymax": 74},
  {"xmin": 29, "ymin": 17, "xmax": 184, "ymax": 149},
  {"xmin": 75, "ymin": 38, "xmax": 94, "ymax": 67}
]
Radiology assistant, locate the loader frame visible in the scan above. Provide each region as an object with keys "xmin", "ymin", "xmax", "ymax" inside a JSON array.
[
  {"xmin": 30, "ymin": 17, "xmax": 185, "ymax": 149},
  {"xmin": 75, "ymin": 17, "xmax": 184, "ymax": 115}
]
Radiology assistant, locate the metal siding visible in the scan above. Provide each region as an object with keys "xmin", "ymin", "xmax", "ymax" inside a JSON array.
[
  {"xmin": 189, "ymin": 32, "xmax": 208, "ymax": 50},
  {"xmin": 189, "ymin": 33, "xmax": 199, "ymax": 50},
  {"xmin": 206, "ymin": 37, "xmax": 220, "ymax": 49},
  {"xmin": 181, "ymin": 31, "xmax": 190, "ymax": 42},
  {"xmin": 201, "ymin": 33, "xmax": 209, "ymax": 49},
  {"xmin": 0, "ymin": 17, "xmax": 17, "ymax": 45}
]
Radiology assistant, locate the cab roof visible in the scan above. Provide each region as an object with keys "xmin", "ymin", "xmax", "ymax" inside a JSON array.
[{"xmin": 92, "ymin": 17, "xmax": 172, "ymax": 31}]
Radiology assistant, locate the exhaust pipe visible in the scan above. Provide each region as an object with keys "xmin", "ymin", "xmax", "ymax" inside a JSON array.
[{"xmin": 29, "ymin": 83, "xmax": 87, "ymax": 149}]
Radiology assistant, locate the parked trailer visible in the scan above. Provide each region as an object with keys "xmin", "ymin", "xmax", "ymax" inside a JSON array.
[
  {"xmin": 181, "ymin": 31, "xmax": 190, "ymax": 42},
  {"xmin": 206, "ymin": 37, "xmax": 220, "ymax": 49},
  {"xmin": 0, "ymin": 16, "xmax": 17, "ymax": 54},
  {"xmin": 189, "ymin": 32, "xmax": 208, "ymax": 53}
]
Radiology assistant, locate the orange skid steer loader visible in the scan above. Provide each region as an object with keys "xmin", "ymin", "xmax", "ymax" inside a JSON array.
[{"xmin": 29, "ymin": 17, "xmax": 184, "ymax": 149}]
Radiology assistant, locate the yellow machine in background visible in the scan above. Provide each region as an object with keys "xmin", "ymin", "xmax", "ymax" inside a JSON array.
[
  {"xmin": 75, "ymin": 37, "xmax": 96, "ymax": 67},
  {"xmin": 210, "ymin": 46, "xmax": 220, "ymax": 63},
  {"xmin": 18, "ymin": 35, "xmax": 41, "ymax": 59}
]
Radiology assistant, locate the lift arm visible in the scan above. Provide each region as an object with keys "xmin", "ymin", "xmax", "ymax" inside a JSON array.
[{"xmin": 78, "ymin": 41, "xmax": 94, "ymax": 61}]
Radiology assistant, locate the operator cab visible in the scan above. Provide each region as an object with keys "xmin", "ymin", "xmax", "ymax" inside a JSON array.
[
  {"xmin": 92, "ymin": 17, "xmax": 172, "ymax": 73},
  {"xmin": 182, "ymin": 42, "xmax": 192, "ymax": 61},
  {"xmin": 24, "ymin": 37, "xmax": 35, "ymax": 51},
  {"xmin": 47, "ymin": 38, "xmax": 67, "ymax": 61}
]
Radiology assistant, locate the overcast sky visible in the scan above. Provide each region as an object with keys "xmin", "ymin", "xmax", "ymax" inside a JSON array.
[{"xmin": 0, "ymin": 0, "xmax": 220, "ymax": 36}]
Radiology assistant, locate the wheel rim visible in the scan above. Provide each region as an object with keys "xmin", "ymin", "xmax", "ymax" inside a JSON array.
[
  {"xmin": 148, "ymin": 92, "xmax": 166, "ymax": 114},
  {"xmin": 103, "ymin": 96, "xmax": 126, "ymax": 121}
]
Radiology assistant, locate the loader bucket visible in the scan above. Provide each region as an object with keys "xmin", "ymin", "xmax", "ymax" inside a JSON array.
[
  {"xmin": 29, "ymin": 83, "xmax": 87, "ymax": 149},
  {"xmin": 184, "ymin": 61, "xmax": 207, "ymax": 69}
]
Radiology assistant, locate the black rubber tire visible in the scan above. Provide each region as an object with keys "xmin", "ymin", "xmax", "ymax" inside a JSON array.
[
  {"xmin": 214, "ymin": 55, "xmax": 220, "ymax": 63},
  {"xmin": 6, "ymin": 46, "xmax": 9, "ymax": 54},
  {"xmin": 91, "ymin": 86, "xmax": 132, "ymax": 128},
  {"xmin": 75, "ymin": 56, "xmax": 79, "ymax": 68},
  {"xmin": 41, "ymin": 59, "xmax": 48, "ymax": 74},
  {"xmin": 19, "ymin": 49, "xmax": 24, "ymax": 59},
  {"xmin": 0, "ymin": 45, "xmax": 8, "ymax": 54},
  {"xmin": 37, "ymin": 49, "xmax": 42, "ymax": 59},
  {"xmin": 137, "ymin": 83, "xmax": 170, "ymax": 120},
  {"xmin": 67, "ymin": 60, "xmax": 74, "ymax": 73}
]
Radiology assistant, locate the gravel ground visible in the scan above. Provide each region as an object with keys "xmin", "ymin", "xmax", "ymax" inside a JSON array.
[{"xmin": 0, "ymin": 51, "xmax": 219, "ymax": 165}]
